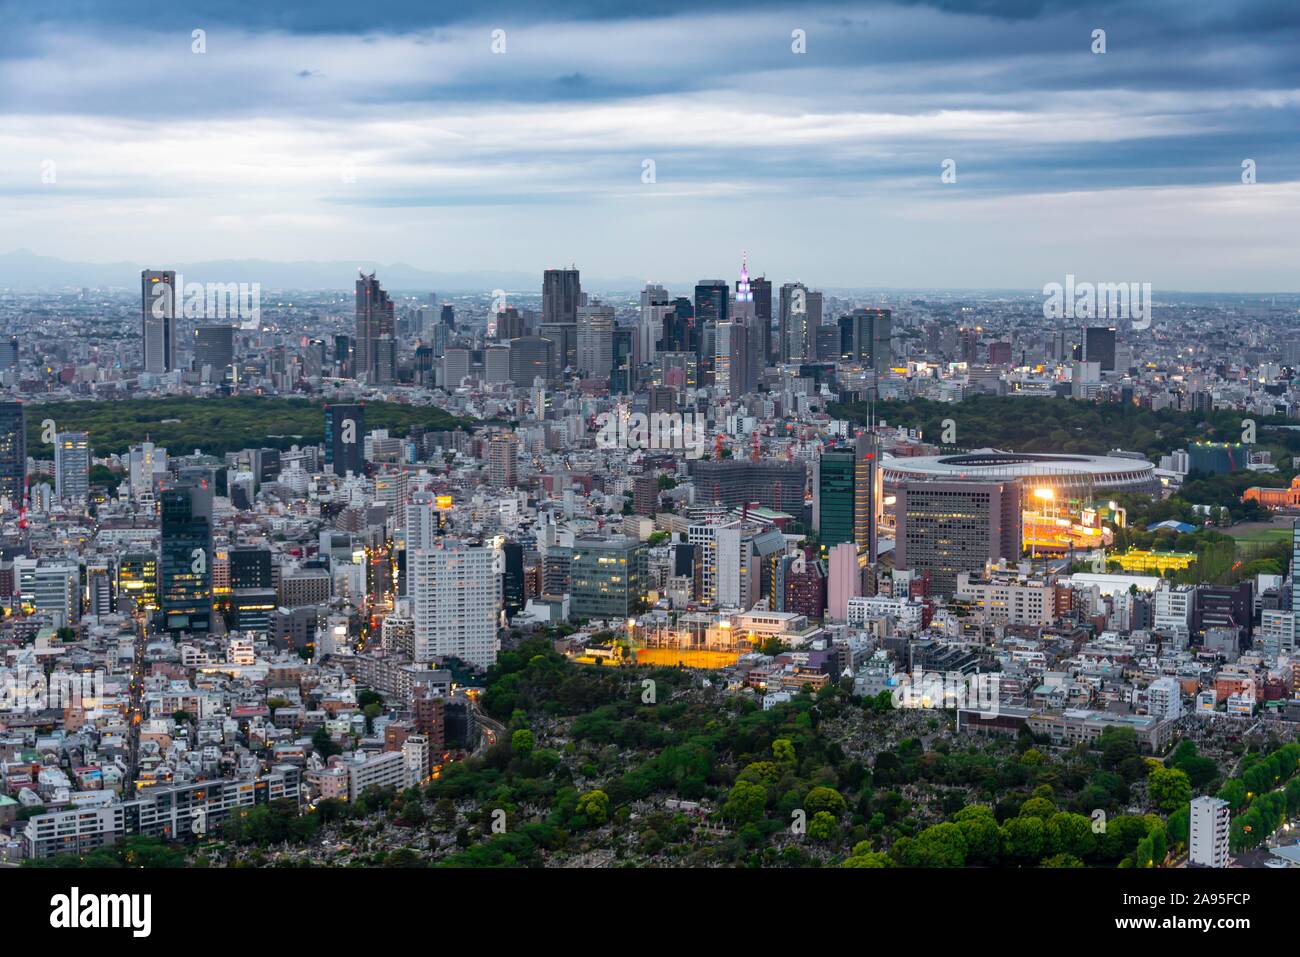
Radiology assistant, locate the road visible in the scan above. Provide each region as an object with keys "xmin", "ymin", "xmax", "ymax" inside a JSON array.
[
  {"xmin": 468, "ymin": 700, "xmax": 505, "ymax": 756},
  {"xmin": 124, "ymin": 616, "xmax": 147, "ymax": 790}
]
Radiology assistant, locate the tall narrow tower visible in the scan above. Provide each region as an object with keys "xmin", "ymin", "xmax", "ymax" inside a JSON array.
[
  {"xmin": 141, "ymin": 270, "xmax": 178, "ymax": 374},
  {"xmin": 354, "ymin": 271, "xmax": 395, "ymax": 384}
]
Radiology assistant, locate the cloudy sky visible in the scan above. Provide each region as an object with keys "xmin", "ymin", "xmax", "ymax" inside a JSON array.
[{"xmin": 1, "ymin": 0, "xmax": 1297, "ymax": 290}]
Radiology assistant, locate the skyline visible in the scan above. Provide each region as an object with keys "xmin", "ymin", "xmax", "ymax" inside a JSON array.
[
  {"xmin": 2, "ymin": 249, "xmax": 1300, "ymax": 298},
  {"xmin": 2, "ymin": 0, "xmax": 1299, "ymax": 291}
]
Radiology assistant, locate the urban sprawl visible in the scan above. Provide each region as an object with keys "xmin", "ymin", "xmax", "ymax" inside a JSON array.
[{"xmin": 1, "ymin": 262, "xmax": 1299, "ymax": 870}]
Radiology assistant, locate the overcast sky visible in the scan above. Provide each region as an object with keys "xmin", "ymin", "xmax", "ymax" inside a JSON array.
[{"xmin": 1, "ymin": 0, "xmax": 1297, "ymax": 291}]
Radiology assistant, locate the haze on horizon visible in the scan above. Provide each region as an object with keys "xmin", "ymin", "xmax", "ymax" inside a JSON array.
[{"xmin": 1, "ymin": 0, "xmax": 1298, "ymax": 292}]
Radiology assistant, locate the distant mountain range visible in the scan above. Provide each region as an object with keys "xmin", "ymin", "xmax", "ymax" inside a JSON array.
[
  {"xmin": 0, "ymin": 249, "xmax": 651, "ymax": 295},
  {"xmin": 2, "ymin": 250, "xmax": 1289, "ymax": 300}
]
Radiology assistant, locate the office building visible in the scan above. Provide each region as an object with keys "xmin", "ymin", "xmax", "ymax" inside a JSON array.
[
  {"xmin": 324, "ymin": 404, "xmax": 365, "ymax": 478},
  {"xmin": 0, "ymin": 401, "xmax": 26, "ymax": 506},
  {"xmin": 779, "ymin": 282, "xmax": 822, "ymax": 362},
  {"xmin": 611, "ymin": 326, "xmax": 635, "ymax": 393},
  {"xmin": 501, "ymin": 541, "xmax": 525, "ymax": 618},
  {"xmin": 534, "ymin": 323, "xmax": 572, "ymax": 378},
  {"xmin": 229, "ymin": 547, "xmax": 273, "ymax": 590},
  {"xmin": 955, "ymin": 571, "xmax": 1057, "ymax": 626},
  {"xmin": 194, "ymin": 325, "xmax": 235, "ymax": 381},
  {"xmin": 119, "ymin": 553, "xmax": 159, "ymax": 612},
  {"xmin": 894, "ymin": 479, "xmax": 1023, "ymax": 595},
  {"xmin": 713, "ymin": 522, "xmax": 785, "ymax": 612},
  {"xmin": 484, "ymin": 344, "xmax": 512, "ymax": 383},
  {"xmin": 141, "ymin": 269, "xmax": 178, "ymax": 374},
  {"xmin": 1083, "ymin": 325, "xmax": 1117, "ymax": 372},
  {"xmin": 493, "ymin": 306, "xmax": 526, "ymax": 341},
  {"xmin": 442, "ymin": 348, "xmax": 472, "ymax": 387},
  {"xmin": 570, "ymin": 537, "xmax": 648, "ymax": 620},
  {"xmin": 639, "ymin": 283, "xmax": 671, "ymax": 366},
  {"xmin": 815, "ymin": 433, "xmax": 883, "ymax": 561},
  {"xmin": 840, "ymin": 308, "xmax": 892, "ymax": 371},
  {"xmin": 749, "ymin": 275, "xmax": 774, "ymax": 365},
  {"xmin": 715, "ymin": 320, "xmax": 751, "ymax": 398},
  {"xmin": 354, "ymin": 272, "xmax": 396, "ymax": 385},
  {"xmin": 128, "ymin": 442, "xmax": 167, "ymax": 498},
  {"xmin": 54, "ymin": 431, "xmax": 90, "ymax": 502},
  {"xmin": 694, "ymin": 279, "xmax": 729, "ymax": 382},
  {"xmin": 15, "ymin": 560, "xmax": 80, "ymax": 627},
  {"xmin": 509, "ymin": 336, "xmax": 554, "ymax": 388},
  {"xmin": 158, "ymin": 478, "xmax": 214, "ymax": 633},
  {"xmin": 304, "ymin": 337, "xmax": 327, "ymax": 379},
  {"xmin": 229, "ymin": 589, "xmax": 277, "ymax": 633},
  {"xmin": 658, "ymin": 298, "xmax": 695, "ymax": 354},
  {"xmin": 654, "ymin": 351, "xmax": 698, "ymax": 392},
  {"xmin": 576, "ymin": 302, "xmax": 615, "ymax": 379},
  {"xmin": 543, "ymin": 267, "xmax": 582, "ymax": 325}
]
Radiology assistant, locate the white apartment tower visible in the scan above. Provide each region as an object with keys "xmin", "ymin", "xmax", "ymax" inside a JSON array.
[
  {"xmin": 409, "ymin": 544, "xmax": 500, "ymax": 669},
  {"xmin": 1153, "ymin": 583, "xmax": 1193, "ymax": 638},
  {"xmin": 54, "ymin": 431, "xmax": 90, "ymax": 502},
  {"xmin": 1146, "ymin": 676, "xmax": 1183, "ymax": 721},
  {"xmin": 1188, "ymin": 796, "xmax": 1230, "ymax": 868}
]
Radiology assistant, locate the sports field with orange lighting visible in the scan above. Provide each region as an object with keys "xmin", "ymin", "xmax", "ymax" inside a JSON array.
[{"xmin": 636, "ymin": 648, "xmax": 740, "ymax": 669}]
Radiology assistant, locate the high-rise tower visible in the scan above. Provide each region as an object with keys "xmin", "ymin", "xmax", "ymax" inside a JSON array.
[
  {"xmin": 0, "ymin": 401, "xmax": 25, "ymax": 507},
  {"xmin": 158, "ymin": 477, "xmax": 214, "ymax": 633},
  {"xmin": 141, "ymin": 270, "xmax": 178, "ymax": 374},
  {"xmin": 354, "ymin": 271, "xmax": 396, "ymax": 384}
]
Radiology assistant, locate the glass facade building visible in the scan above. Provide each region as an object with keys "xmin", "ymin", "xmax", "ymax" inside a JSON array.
[
  {"xmin": 159, "ymin": 479, "xmax": 214, "ymax": 633},
  {"xmin": 570, "ymin": 537, "xmax": 649, "ymax": 620},
  {"xmin": 0, "ymin": 400, "xmax": 25, "ymax": 505}
]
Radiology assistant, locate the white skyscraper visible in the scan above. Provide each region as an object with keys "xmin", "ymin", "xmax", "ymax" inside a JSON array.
[
  {"xmin": 639, "ymin": 283, "xmax": 670, "ymax": 366},
  {"xmin": 409, "ymin": 544, "xmax": 499, "ymax": 669},
  {"xmin": 404, "ymin": 498, "xmax": 441, "ymax": 596},
  {"xmin": 1188, "ymin": 796, "xmax": 1230, "ymax": 868},
  {"xmin": 54, "ymin": 431, "xmax": 90, "ymax": 502},
  {"xmin": 128, "ymin": 441, "xmax": 167, "ymax": 498},
  {"xmin": 714, "ymin": 522, "xmax": 760, "ymax": 611}
]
